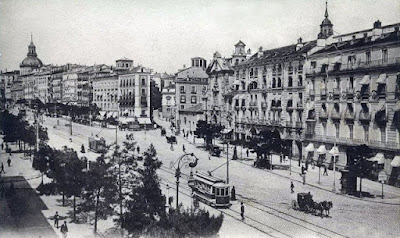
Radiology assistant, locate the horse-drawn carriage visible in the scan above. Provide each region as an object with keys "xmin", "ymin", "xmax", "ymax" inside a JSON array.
[{"xmin": 292, "ymin": 192, "xmax": 332, "ymax": 217}]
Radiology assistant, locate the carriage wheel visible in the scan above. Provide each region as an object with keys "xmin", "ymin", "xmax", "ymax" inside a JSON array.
[{"xmin": 291, "ymin": 200, "xmax": 298, "ymax": 210}]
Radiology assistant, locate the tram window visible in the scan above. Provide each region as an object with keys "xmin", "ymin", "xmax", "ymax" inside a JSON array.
[
  {"xmin": 212, "ymin": 187, "xmax": 215, "ymax": 195},
  {"xmin": 216, "ymin": 189, "xmax": 220, "ymax": 196},
  {"xmin": 221, "ymin": 189, "xmax": 225, "ymax": 196}
]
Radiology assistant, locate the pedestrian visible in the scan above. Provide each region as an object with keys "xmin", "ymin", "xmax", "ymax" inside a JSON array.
[
  {"xmin": 137, "ymin": 146, "xmax": 140, "ymax": 154},
  {"xmin": 0, "ymin": 162, "xmax": 5, "ymax": 173},
  {"xmin": 246, "ymin": 149, "xmax": 249, "ymax": 158},
  {"xmin": 60, "ymin": 221, "xmax": 68, "ymax": 238},
  {"xmin": 182, "ymin": 144, "xmax": 186, "ymax": 152},
  {"xmin": 301, "ymin": 165, "xmax": 305, "ymax": 175},
  {"xmin": 302, "ymin": 174, "xmax": 306, "ymax": 185},
  {"xmin": 231, "ymin": 186, "xmax": 236, "ymax": 201},
  {"xmin": 208, "ymin": 155, "xmax": 211, "ymax": 160},
  {"xmin": 323, "ymin": 165, "xmax": 328, "ymax": 176},
  {"xmin": 240, "ymin": 202, "xmax": 245, "ymax": 220},
  {"xmin": 7, "ymin": 158, "xmax": 11, "ymax": 167},
  {"xmin": 54, "ymin": 211, "xmax": 60, "ymax": 228},
  {"xmin": 291, "ymin": 181, "xmax": 294, "ymax": 193}
]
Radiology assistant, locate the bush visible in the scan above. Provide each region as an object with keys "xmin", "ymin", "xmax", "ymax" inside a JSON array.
[{"xmin": 37, "ymin": 182, "xmax": 57, "ymax": 195}]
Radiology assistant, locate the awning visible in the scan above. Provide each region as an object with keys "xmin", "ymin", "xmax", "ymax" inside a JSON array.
[
  {"xmin": 137, "ymin": 117, "xmax": 152, "ymax": 125},
  {"xmin": 221, "ymin": 128, "xmax": 233, "ymax": 134},
  {"xmin": 316, "ymin": 145, "xmax": 327, "ymax": 154},
  {"xmin": 305, "ymin": 143, "xmax": 315, "ymax": 152},
  {"xmin": 99, "ymin": 111, "xmax": 107, "ymax": 117},
  {"xmin": 368, "ymin": 153, "xmax": 385, "ymax": 164},
  {"xmin": 376, "ymin": 74, "xmax": 387, "ymax": 84},
  {"xmin": 359, "ymin": 75, "xmax": 371, "ymax": 85},
  {"xmin": 329, "ymin": 146, "xmax": 340, "ymax": 156},
  {"xmin": 119, "ymin": 117, "xmax": 128, "ymax": 124},
  {"xmin": 390, "ymin": 156, "xmax": 400, "ymax": 167}
]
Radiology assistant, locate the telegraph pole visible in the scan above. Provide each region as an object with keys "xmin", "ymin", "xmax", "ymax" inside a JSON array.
[{"xmin": 227, "ymin": 142, "xmax": 229, "ymax": 184}]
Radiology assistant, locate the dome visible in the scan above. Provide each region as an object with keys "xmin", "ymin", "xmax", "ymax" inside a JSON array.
[
  {"xmin": 20, "ymin": 56, "xmax": 43, "ymax": 68},
  {"xmin": 321, "ymin": 17, "xmax": 332, "ymax": 26}
]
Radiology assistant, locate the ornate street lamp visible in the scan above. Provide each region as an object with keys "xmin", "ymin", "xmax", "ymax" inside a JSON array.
[
  {"xmin": 172, "ymin": 153, "xmax": 198, "ymax": 210},
  {"xmin": 329, "ymin": 144, "xmax": 340, "ymax": 192}
]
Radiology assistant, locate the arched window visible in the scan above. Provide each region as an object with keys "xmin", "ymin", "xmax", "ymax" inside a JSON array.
[{"xmin": 272, "ymin": 78, "xmax": 276, "ymax": 88}]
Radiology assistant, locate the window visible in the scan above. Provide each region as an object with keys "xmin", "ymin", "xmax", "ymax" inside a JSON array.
[
  {"xmin": 181, "ymin": 105, "xmax": 184, "ymax": 110},
  {"xmin": 322, "ymin": 122, "xmax": 327, "ymax": 136},
  {"xmin": 288, "ymin": 77, "xmax": 293, "ymax": 87},
  {"xmin": 142, "ymin": 78, "xmax": 146, "ymax": 86},
  {"xmin": 349, "ymin": 77, "xmax": 354, "ymax": 89},
  {"xmin": 335, "ymin": 78, "xmax": 340, "ymax": 89},
  {"xmin": 335, "ymin": 123, "xmax": 340, "ymax": 139},
  {"xmin": 191, "ymin": 86, "xmax": 196, "ymax": 93},
  {"xmin": 272, "ymin": 78, "xmax": 276, "ymax": 88},
  {"xmin": 180, "ymin": 86, "xmax": 185, "ymax": 93},
  {"xmin": 241, "ymin": 99, "xmax": 245, "ymax": 106},
  {"xmin": 364, "ymin": 126, "xmax": 369, "ymax": 142},
  {"xmin": 278, "ymin": 78, "xmax": 282, "ymax": 87},
  {"xmin": 349, "ymin": 124, "xmax": 353, "ymax": 140},
  {"xmin": 191, "ymin": 96, "xmax": 197, "ymax": 104},
  {"xmin": 366, "ymin": 52, "xmax": 371, "ymax": 64},
  {"xmin": 382, "ymin": 49, "xmax": 388, "ymax": 63},
  {"xmin": 380, "ymin": 127, "xmax": 386, "ymax": 143},
  {"xmin": 180, "ymin": 95, "xmax": 186, "ymax": 103}
]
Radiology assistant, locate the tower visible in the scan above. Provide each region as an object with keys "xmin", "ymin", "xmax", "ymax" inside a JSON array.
[
  {"xmin": 232, "ymin": 40, "xmax": 247, "ymax": 66},
  {"xmin": 318, "ymin": 1, "xmax": 333, "ymax": 39},
  {"xmin": 20, "ymin": 34, "xmax": 43, "ymax": 75}
]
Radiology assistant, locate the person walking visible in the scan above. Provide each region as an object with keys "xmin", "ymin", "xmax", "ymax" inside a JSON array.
[
  {"xmin": 137, "ymin": 146, "xmax": 140, "ymax": 154},
  {"xmin": 246, "ymin": 149, "xmax": 249, "ymax": 158},
  {"xmin": 291, "ymin": 181, "xmax": 294, "ymax": 193},
  {"xmin": 1, "ymin": 162, "xmax": 5, "ymax": 173},
  {"xmin": 323, "ymin": 165, "xmax": 328, "ymax": 176},
  {"xmin": 54, "ymin": 211, "xmax": 60, "ymax": 228},
  {"xmin": 182, "ymin": 144, "xmax": 186, "ymax": 152},
  {"xmin": 60, "ymin": 221, "xmax": 68, "ymax": 238},
  {"xmin": 231, "ymin": 186, "xmax": 236, "ymax": 201},
  {"xmin": 240, "ymin": 202, "xmax": 245, "ymax": 220},
  {"xmin": 7, "ymin": 158, "xmax": 11, "ymax": 167}
]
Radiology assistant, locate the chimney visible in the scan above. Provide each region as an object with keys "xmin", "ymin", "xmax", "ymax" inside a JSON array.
[
  {"xmin": 372, "ymin": 20, "xmax": 383, "ymax": 41},
  {"xmin": 296, "ymin": 37, "xmax": 304, "ymax": 51},
  {"xmin": 258, "ymin": 47, "xmax": 263, "ymax": 58},
  {"xmin": 373, "ymin": 20, "xmax": 382, "ymax": 29},
  {"xmin": 247, "ymin": 48, "xmax": 252, "ymax": 55}
]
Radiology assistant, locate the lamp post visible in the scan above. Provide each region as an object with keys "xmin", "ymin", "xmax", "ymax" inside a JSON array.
[
  {"xmin": 329, "ymin": 144, "xmax": 339, "ymax": 192},
  {"xmin": 172, "ymin": 153, "xmax": 198, "ymax": 210}
]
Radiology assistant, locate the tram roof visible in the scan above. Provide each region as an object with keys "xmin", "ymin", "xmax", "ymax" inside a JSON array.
[{"xmin": 194, "ymin": 172, "xmax": 226, "ymax": 185}]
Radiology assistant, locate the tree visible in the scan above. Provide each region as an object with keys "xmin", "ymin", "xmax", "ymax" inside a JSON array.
[
  {"xmin": 123, "ymin": 144, "xmax": 165, "ymax": 235},
  {"xmin": 346, "ymin": 144, "xmax": 373, "ymax": 197},
  {"xmin": 79, "ymin": 155, "xmax": 117, "ymax": 233},
  {"xmin": 143, "ymin": 207, "xmax": 223, "ymax": 238},
  {"xmin": 251, "ymin": 130, "xmax": 283, "ymax": 169},
  {"xmin": 194, "ymin": 120, "xmax": 223, "ymax": 149},
  {"xmin": 32, "ymin": 144, "xmax": 54, "ymax": 183}
]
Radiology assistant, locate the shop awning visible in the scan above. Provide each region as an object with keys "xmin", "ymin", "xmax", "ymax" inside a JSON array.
[
  {"xmin": 390, "ymin": 156, "xmax": 400, "ymax": 167},
  {"xmin": 316, "ymin": 145, "xmax": 327, "ymax": 154},
  {"xmin": 305, "ymin": 143, "xmax": 315, "ymax": 152},
  {"xmin": 376, "ymin": 73, "xmax": 387, "ymax": 84},
  {"xmin": 329, "ymin": 146, "xmax": 340, "ymax": 156},
  {"xmin": 99, "ymin": 111, "xmax": 107, "ymax": 117},
  {"xmin": 368, "ymin": 153, "xmax": 385, "ymax": 164},
  {"xmin": 119, "ymin": 117, "xmax": 128, "ymax": 124},
  {"xmin": 137, "ymin": 117, "xmax": 152, "ymax": 125},
  {"xmin": 359, "ymin": 75, "xmax": 371, "ymax": 85}
]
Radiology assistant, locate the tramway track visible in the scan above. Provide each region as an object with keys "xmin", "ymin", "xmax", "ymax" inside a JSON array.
[{"xmin": 158, "ymin": 165, "xmax": 347, "ymax": 238}]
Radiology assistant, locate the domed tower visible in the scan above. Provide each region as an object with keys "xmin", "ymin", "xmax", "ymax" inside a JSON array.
[
  {"xmin": 20, "ymin": 34, "xmax": 43, "ymax": 75},
  {"xmin": 318, "ymin": 1, "xmax": 333, "ymax": 39}
]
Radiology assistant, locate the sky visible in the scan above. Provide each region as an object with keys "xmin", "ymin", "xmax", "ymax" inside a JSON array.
[{"xmin": 0, "ymin": 0, "xmax": 399, "ymax": 74}]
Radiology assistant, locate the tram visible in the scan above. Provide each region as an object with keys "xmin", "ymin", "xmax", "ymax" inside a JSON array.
[
  {"xmin": 88, "ymin": 137, "xmax": 107, "ymax": 153},
  {"xmin": 189, "ymin": 171, "xmax": 231, "ymax": 208}
]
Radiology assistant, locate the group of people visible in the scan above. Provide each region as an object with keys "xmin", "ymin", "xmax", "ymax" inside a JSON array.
[{"xmin": 54, "ymin": 211, "xmax": 68, "ymax": 237}]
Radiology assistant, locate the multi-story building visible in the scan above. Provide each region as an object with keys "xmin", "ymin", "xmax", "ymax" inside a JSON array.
[
  {"xmin": 161, "ymin": 84, "xmax": 176, "ymax": 120},
  {"xmin": 92, "ymin": 74, "xmax": 119, "ymax": 117},
  {"xmin": 62, "ymin": 70, "xmax": 79, "ymax": 105},
  {"xmin": 35, "ymin": 70, "xmax": 51, "ymax": 103},
  {"xmin": 175, "ymin": 57, "xmax": 209, "ymax": 132},
  {"xmin": 304, "ymin": 20, "xmax": 400, "ymax": 178},
  {"xmin": 118, "ymin": 67, "xmax": 152, "ymax": 125},
  {"xmin": 0, "ymin": 70, "xmax": 19, "ymax": 108}
]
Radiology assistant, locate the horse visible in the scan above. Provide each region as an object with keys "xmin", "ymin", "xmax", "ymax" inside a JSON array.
[
  {"xmin": 321, "ymin": 201, "xmax": 333, "ymax": 217},
  {"xmin": 313, "ymin": 202, "xmax": 324, "ymax": 217}
]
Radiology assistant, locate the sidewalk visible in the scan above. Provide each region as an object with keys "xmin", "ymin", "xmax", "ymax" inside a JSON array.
[{"xmin": 153, "ymin": 116, "xmax": 400, "ymax": 204}]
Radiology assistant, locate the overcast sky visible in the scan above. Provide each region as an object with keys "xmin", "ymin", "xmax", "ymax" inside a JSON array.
[{"xmin": 0, "ymin": 0, "xmax": 399, "ymax": 73}]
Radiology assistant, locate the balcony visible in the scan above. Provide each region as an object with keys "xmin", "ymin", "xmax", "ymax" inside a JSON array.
[
  {"xmin": 346, "ymin": 88, "xmax": 354, "ymax": 100},
  {"xmin": 320, "ymin": 89, "xmax": 327, "ymax": 101},
  {"xmin": 319, "ymin": 109, "xmax": 328, "ymax": 120},
  {"xmin": 333, "ymin": 88, "xmax": 340, "ymax": 100},
  {"xmin": 344, "ymin": 110, "xmax": 355, "ymax": 121},
  {"xmin": 306, "ymin": 57, "xmax": 400, "ymax": 76},
  {"xmin": 261, "ymin": 102, "xmax": 267, "ymax": 109},
  {"xmin": 234, "ymin": 106, "xmax": 240, "ymax": 111},
  {"xmin": 359, "ymin": 111, "xmax": 370, "ymax": 122},
  {"xmin": 241, "ymin": 106, "xmax": 247, "ymax": 111},
  {"xmin": 286, "ymin": 102, "xmax": 294, "ymax": 112},
  {"xmin": 330, "ymin": 109, "xmax": 341, "ymax": 120},
  {"xmin": 294, "ymin": 121, "xmax": 303, "ymax": 128}
]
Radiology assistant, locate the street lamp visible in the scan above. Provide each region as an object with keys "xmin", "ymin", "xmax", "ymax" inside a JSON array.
[
  {"xmin": 316, "ymin": 145, "xmax": 327, "ymax": 184},
  {"xmin": 172, "ymin": 153, "xmax": 198, "ymax": 210},
  {"xmin": 329, "ymin": 144, "xmax": 339, "ymax": 192}
]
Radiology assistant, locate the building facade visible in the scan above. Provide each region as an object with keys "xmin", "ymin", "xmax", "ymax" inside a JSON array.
[
  {"xmin": 304, "ymin": 21, "xmax": 400, "ymax": 177},
  {"xmin": 175, "ymin": 57, "xmax": 208, "ymax": 132},
  {"xmin": 92, "ymin": 74, "xmax": 119, "ymax": 116},
  {"xmin": 161, "ymin": 84, "xmax": 176, "ymax": 120}
]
